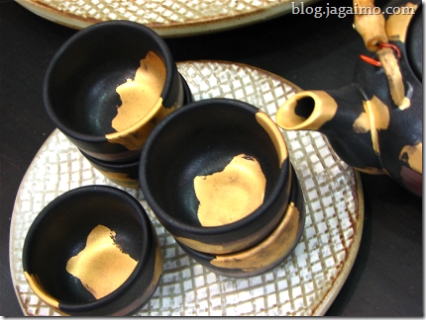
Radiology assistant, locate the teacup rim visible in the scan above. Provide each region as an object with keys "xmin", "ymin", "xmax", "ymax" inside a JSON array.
[
  {"xmin": 140, "ymin": 97, "xmax": 291, "ymax": 235},
  {"xmin": 22, "ymin": 185, "xmax": 152, "ymax": 312},
  {"xmin": 43, "ymin": 20, "xmax": 177, "ymax": 142}
]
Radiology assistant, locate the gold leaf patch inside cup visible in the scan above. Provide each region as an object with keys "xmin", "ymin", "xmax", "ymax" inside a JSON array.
[
  {"xmin": 112, "ymin": 51, "xmax": 166, "ymax": 132},
  {"xmin": 66, "ymin": 225, "xmax": 138, "ymax": 300},
  {"xmin": 193, "ymin": 154, "xmax": 266, "ymax": 227}
]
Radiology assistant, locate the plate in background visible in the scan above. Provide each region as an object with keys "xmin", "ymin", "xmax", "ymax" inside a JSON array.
[
  {"xmin": 15, "ymin": 0, "xmax": 319, "ymax": 37},
  {"xmin": 9, "ymin": 61, "xmax": 363, "ymax": 316}
]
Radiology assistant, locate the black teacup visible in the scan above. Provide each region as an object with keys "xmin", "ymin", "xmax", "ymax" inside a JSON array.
[
  {"xmin": 44, "ymin": 21, "xmax": 186, "ymax": 162},
  {"xmin": 140, "ymin": 98, "xmax": 293, "ymax": 254}
]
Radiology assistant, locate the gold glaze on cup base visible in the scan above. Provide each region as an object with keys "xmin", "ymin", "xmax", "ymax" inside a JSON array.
[{"xmin": 176, "ymin": 168, "xmax": 305, "ymax": 278}]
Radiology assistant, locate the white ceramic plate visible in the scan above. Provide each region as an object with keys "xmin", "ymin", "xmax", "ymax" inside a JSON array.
[
  {"xmin": 9, "ymin": 61, "xmax": 363, "ymax": 316},
  {"xmin": 15, "ymin": 0, "xmax": 318, "ymax": 37}
]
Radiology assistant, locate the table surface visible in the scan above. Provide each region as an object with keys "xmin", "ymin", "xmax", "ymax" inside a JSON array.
[{"xmin": 0, "ymin": 0, "xmax": 422, "ymax": 316}]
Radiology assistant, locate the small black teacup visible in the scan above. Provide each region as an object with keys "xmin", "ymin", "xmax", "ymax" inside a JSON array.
[
  {"xmin": 140, "ymin": 98, "xmax": 293, "ymax": 254},
  {"xmin": 44, "ymin": 21, "xmax": 186, "ymax": 162}
]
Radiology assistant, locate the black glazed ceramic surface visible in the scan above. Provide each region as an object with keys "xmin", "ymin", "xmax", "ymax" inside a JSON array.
[
  {"xmin": 79, "ymin": 150, "xmax": 140, "ymax": 188},
  {"xmin": 180, "ymin": 73, "xmax": 195, "ymax": 106},
  {"xmin": 177, "ymin": 170, "xmax": 305, "ymax": 278},
  {"xmin": 22, "ymin": 186, "xmax": 163, "ymax": 316},
  {"xmin": 276, "ymin": 0, "xmax": 422, "ymax": 197},
  {"xmin": 140, "ymin": 98, "xmax": 293, "ymax": 255},
  {"xmin": 78, "ymin": 74, "xmax": 194, "ymax": 189},
  {"xmin": 44, "ymin": 20, "xmax": 185, "ymax": 162}
]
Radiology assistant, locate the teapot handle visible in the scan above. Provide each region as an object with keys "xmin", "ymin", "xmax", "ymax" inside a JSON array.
[
  {"xmin": 353, "ymin": 0, "xmax": 406, "ymax": 106},
  {"xmin": 353, "ymin": 0, "xmax": 388, "ymax": 51}
]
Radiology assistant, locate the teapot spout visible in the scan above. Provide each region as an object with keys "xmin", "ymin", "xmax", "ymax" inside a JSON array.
[
  {"xmin": 276, "ymin": 85, "xmax": 384, "ymax": 174},
  {"xmin": 276, "ymin": 90, "xmax": 338, "ymax": 132}
]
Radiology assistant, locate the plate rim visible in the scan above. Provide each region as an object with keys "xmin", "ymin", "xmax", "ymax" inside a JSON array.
[
  {"xmin": 311, "ymin": 172, "xmax": 364, "ymax": 315},
  {"xmin": 15, "ymin": 0, "xmax": 319, "ymax": 37}
]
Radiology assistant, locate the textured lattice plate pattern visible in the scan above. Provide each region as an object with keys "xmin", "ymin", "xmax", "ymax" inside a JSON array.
[
  {"xmin": 16, "ymin": 0, "xmax": 317, "ymax": 37},
  {"xmin": 10, "ymin": 61, "xmax": 363, "ymax": 316}
]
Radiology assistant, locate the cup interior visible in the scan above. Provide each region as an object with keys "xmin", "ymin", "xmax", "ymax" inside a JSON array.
[
  {"xmin": 45, "ymin": 22, "xmax": 173, "ymax": 137},
  {"xmin": 23, "ymin": 186, "xmax": 147, "ymax": 305},
  {"xmin": 141, "ymin": 99, "xmax": 284, "ymax": 229}
]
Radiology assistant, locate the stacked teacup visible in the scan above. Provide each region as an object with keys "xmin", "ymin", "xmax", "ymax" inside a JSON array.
[
  {"xmin": 139, "ymin": 98, "xmax": 306, "ymax": 277},
  {"xmin": 44, "ymin": 21, "xmax": 193, "ymax": 188}
]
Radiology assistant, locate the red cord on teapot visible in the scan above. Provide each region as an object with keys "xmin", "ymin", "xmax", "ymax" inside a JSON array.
[{"xmin": 359, "ymin": 42, "xmax": 402, "ymax": 67}]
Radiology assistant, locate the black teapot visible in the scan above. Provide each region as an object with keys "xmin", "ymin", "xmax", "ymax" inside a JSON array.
[{"xmin": 276, "ymin": 0, "xmax": 422, "ymax": 196}]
